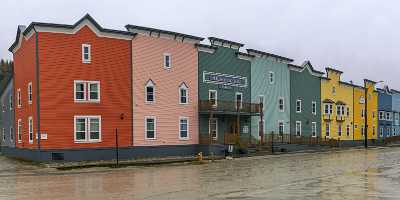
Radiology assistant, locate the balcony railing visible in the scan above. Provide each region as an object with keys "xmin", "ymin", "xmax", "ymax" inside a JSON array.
[
  {"xmin": 323, "ymin": 114, "xmax": 332, "ymax": 121},
  {"xmin": 336, "ymin": 115, "xmax": 345, "ymax": 122},
  {"xmin": 199, "ymin": 100, "xmax": 261, "ymax": 114}
]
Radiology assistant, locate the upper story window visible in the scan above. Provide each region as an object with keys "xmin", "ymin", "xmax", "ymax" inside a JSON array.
[
  {"xmin": 164, "ymin": 53, "xmax": 171, "ymax": 69},
  {"xmin": 268, "ymin": 71, "xmax": 274, "ymax": 84},
  {"xmin": 278, "ymin": 97, "xmax": 284, "ymax": 112},
  {"xmin": 337, "ymin": 105, "xmax": 345, "ymax": 116},
  {"xmin": 347, "ymin": 107, "xmax": 350, "ymax": 116},
  {"xmin": 17, "ymin": 88, "xmax": 21, "ymax": 108},
  {"xmin": 361, "ymin": 109, "xmax": 365, "ymax": 118},
  {"xmin": 312, "ymin": 101, "xmax": 316, "ymax": 115},
  {"xmin": 74, "ymin": 81, "xmax": 100, "ymax": 102},
  {"xmin": 82, "ymin": 44, "xmax": 91, "ymax": 64},
  {"xmin": 209, "ymin": 90, "xmax": 217, "ymax": 107},
  {"xmin": 296, "ymin": 99, "xmax": 302, "ymax": 113},
  {"xmin": 28, "ymin": 82, "xmax": 32, "ymax": 104},
  {"xmin": 235, "ymin": 92, "xmax": 243, "ymax": 110},
  {"xmin": 179, "ymin": 83, "xmax": 188, "ymax": 104},
  {"xmin": 179, "ymin": 117, "xmax": 189, "ymax": 140},
  {"xmin": 74, "ymin": 115, "xmax": 101, "ymax": 143},
  {"xmin": 145, "ymin": 80, "xmax": 155, "ymax": 103},
  {"xmin": 386, "ymin": 112, "xmax": 392, "ymax": 121},
  {"xmin": 9, "ymin": 95, "xmax": 13, "ymax": 110},
  {"xmin": 145, "ymin": 116, "xmax": 156, "ymax": 140},
  {"xmin": 379, "ymin": 111, "xmax": 385, "ymax": 120},
  {"xmin": 28, "ymin": 116, "xmax": 33, "ymax": 144},
  {"xmin": 324, "ymin": 103, "xmax": 333, "ymax": 115}
]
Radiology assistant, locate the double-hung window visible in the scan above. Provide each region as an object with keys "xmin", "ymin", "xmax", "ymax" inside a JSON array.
[
  {"xmin": 346, "ymin": 125, "xmax": 350, "ymax": 136},
  {"xmin": 209, "ymin": 90, "xmax": 217, "ymax": 107},
  {"xmin": 324, "ymin": 103, "xmax": 333, "ymax": 115},
  {"xmin": 179, "ymin": 117, "xmax": 189, "ymax": 140},
  {"xmin": 268, "ymin": 71, "xmax": 274, "ymax": 84},
  {"xmin": 179, "ymin": 83, "xmax": 188, "ymax": 104},
  {"xmin": 209, "ymin": 118, "xmax": 218, "ymax": 140},
  {"xmin": 235, "ymin": 92, "xmax": 243, "ymax": 110},
  {"xmin": 380, "ymin": 127, "xmax": 383, "ymax": 137},
  {"xmin": 312, "ymin": 101, "xmax": 316, "ymax": 115},
  {"xmin": 296, "ymin": 99, "xmax": 302, "ymax": 113},
  {"xmin": 311, "ymin": 122, "xmax": 317, "ymax": 137},
  {"xmin": 145, "ymin": 116, "xmax": 156, "ymax": 140},
  {"xmin": 164, "ymin": 53, "xmax": 171, "ymax": 69},
  {"xmin": 145, "ymin": 80, "xmax": 155, "ymax": 103},
  {"xmin": 361, "ymin": 109, "xmax": 365, "ymax": 118},
  {"xmin": 17, "ymin": 89, "xmax": 21, "ymax": 108},
  {"xmin": 74, "ymin": 81, "xmax": 100, "ymax": 102},
  {"xmin": 386, "ymin": 112, "xmax": 392, "ymax": 121},
  {"xmin": 74, "ymin": 116, "xmax": 101, "ymax": 143},
  {"xmin": 278, "ymin": 121, "xmax": 284, "ymax": 134},
  {"xmin": 325, "ymin": 123, "xmax": 330, "ymax": 137},
  {"xmin": 278, "ymin": 97, "xmax": 284, "ymax": 112},
  {"xmin": 338, "ymin": 124, "xmax": 342, "ymax": 136},
  {"xmin": 28, "ymin": 82, "xmax": 32, "ymax": 104},
  {"xmin": 379, "ymin": 111, "xmax": 385, "ymax": 120},
  {"xmin": 295, "ymin": 121, "xmax": 301, "ymax": 136},
  {"xmin": 28, "ymin": 116, "xmax": 33, "ymax": 144},
  {"xmin": 82, "ymin": 44, "xmax": 91, "ymax": 63},
  {"xmin": 17, "ymin": 119, "xmax": 22, "ymax": 143}
]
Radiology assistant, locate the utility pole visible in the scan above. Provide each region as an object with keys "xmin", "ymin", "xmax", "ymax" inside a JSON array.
[
  {"xmin": 364, "ymin": 81, "xmax": 368, "ymax": 149},
  {"xmin": 115, "ymin": 128, "xmax": 119, "ymax": 167}
]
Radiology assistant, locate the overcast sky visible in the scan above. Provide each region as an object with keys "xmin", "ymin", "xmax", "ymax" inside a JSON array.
[{"xmin": 2, "ymin": 0, "xmax": 400, "ymax": 88}]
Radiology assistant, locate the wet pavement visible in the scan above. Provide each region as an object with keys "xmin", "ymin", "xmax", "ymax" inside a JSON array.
[{"xmin": 1, "ymin": 147, "xmax": 400, "ymax": 200}]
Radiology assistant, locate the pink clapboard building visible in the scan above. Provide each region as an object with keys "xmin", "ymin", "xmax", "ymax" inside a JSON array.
[{"xmin": 126, "ymin": 25, "xmax": 203, "ymax": 148}]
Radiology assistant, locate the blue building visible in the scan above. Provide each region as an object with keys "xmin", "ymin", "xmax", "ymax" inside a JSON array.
[
  {"xmin": 391, "ymin": 89, "xmax": 400, "ymax": 136},
  {"xmin": 0, "ymin": 78, "xmax": 15, "ymax": 149},
  {"xmin": 377, "ymin": 86, "xmax": 392, "ymax": 139}
]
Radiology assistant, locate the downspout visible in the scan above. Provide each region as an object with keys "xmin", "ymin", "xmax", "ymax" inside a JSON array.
[
  {"xmin": 353, "ymin": 85, "xmax": 355, "ymax": 141},
  {"xmin": 130, "ymin": 36, "xmax": 134, "ymax": 147},
  {"xmin": 33, "ymin": 28, "xmax": 41, "ymax": 157}
]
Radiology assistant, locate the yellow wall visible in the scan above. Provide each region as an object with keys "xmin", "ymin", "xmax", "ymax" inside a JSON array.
[
  {"xmin": 353, "ymin": 83, "xmax": 378, "ymax": 140},
  {"xmin": 321, "ymin": 69, "xmax": 354, "ymax": 140}
]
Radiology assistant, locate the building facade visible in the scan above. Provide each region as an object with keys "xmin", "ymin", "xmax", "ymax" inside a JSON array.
[
  {"xmin": 391, "ymin": 90, "xmax": 400, "ymax": 136},
  {"xmin": 377, "ymin": 87, "xmax": 393, "ymax": 139},
  {"xmin": 288, "ymin": 61, "xmax": 323, "ymax": 138},
  {"xmin": 126, "ymin": 25, "xmax": 202, "ymax": 148},
  {"xmin": 320, "ymin": 68, "xmax": 354, "ymax": 140},
  {"xmin": 198, "ymin": 38, "xmax": 259, "ymax": 146},
  {"xmin": 248, "ymin": 49, "xmax": 292, "ymax": 141},
  {"xmin": 0, "ymin": 78, "xmax": 15, "ymax": 148}
]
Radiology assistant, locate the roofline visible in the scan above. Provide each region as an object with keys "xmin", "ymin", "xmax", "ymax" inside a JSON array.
[
  {"xmin": 195, "ymin": 43, "xmax": 218, "ymax": 50},
  {"xmin": 326, "ymin": 67, "xmax": 343, "ymax": 74},
  {"xmin": 125, "ymin": 24, "xmax": 204, "ymax": 41},
  {"xmin": 235, "ymin": 52, "xmax": 255, "ymax": 58},
  {"xmin": 364, "ymin": 79, "xmax": 377, "ymax": 84},
  {"xmin": 208, "ymin": 37, "xmax": 244, "ymax": 47},
  {"xmin": 247, "ymin": 49, "xmax": 294, "ymax": 62}
]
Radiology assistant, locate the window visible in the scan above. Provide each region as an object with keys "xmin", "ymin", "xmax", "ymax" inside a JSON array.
[
  {"xmin": 74, "ymin": 81, "xmax": 100, "ymax": 102},
  {"xmin": 2, "ymin": 128, "xmax": 4, "ymax": 141},
  {"xmin": 361, "ymin": 125, "xmax": 365, "ymax": 136},
  {"xmin": 28, "ymin": 82, "xmax": 32, "ymax": 104},
  {"xmin": 258, "ymin": 95, "xmax": 265, "ymax": 110},
  {"xmin": 74, "ymin": 116, "xmax": 101, "ymax": 142},
  {"xmin": 9, "ymin": 127, "xmax": 13, "ymax": 141},
  {"xmin": 355, "ymin": 124, "xmax": 358, "ymax": 129},
  {"xmin": 209, "ymin": 118, "xmax": 218, "ymax": 140},
  {"xmin": 347, "ymin": 107, "xmax": 350, "ymax": 117},
  {"xmin": 9, "ymin": 95, "xmax": 13, "ymax": 110},
  {"xmin": 278, "ymin": 121, "xmax": 284, "ymax": 134},
  {"xmin": 379, "ymin": 111, "xmax": 385, "ymax": 120},
  {"xmin": 361, "ymin": 109, "xmax": 365, "ymax": 118},
  {"xmin": 346, "ymin": 125, "xmax": 350, "ymax": 136},
  {"xmin": 295, "ymin": 121, "xmax": 301, "ymax": 136},
  {"xmin": 28, "ymin": 116, "xmax": 33, "ymax": 144},
  {"xmin": 386, "ymin": 112, "xmax": 392, "ymax": 121},
  {"xmin": 372, "ymin": 112, "xmax": 375, "ymax": 119},
  {"xmin": 324, "ymin": 103, "xmax": 333, "ymax": 115},
  {"xmin": 17, "ymin": 119, "xmax": 22, "ymax": 143},
  {"xmin": 209, "ymin": 90, "xmax": 217, "ymax": 107},
  {"xmin": 145, "ymin": 116, "xmax": 156, "ymax": 140},
  {"xmin": 2, "ymin": 104, "xmax": 5, "ymax": 112},
  {"xmin": 145, "ymin": 80, "xmax": 155, "ymax": 103},
  {"xmin": 278, "ymin": 97, "xmax": 284, "ymax": 112},
  {"xmin": 312, "ymin": 101, "xmax": 316, "ymax": 115},
  {"xmin": 311, "ymin": 122, "xmax": 317, "ymax": 137},
  {"xmin": 332, "ymin": 87, "xmax": 336, "ymax": 94},
  {"xmin": 268, "ymin": 71, "xmax": 274, "ymax": 84},
  {"xmin": 164, "ymin": 53, "xmax": 171, "ymax": 69},
  {"xmin": 17, "ymin": 88, "xmax": 21, "ymax": 108},
  {"xmin": 179, "ymin": 83, "xmax": 188, "ymax": 104},
  {"xmin": 296, "ymin": 99, "xmax": 302, "ymax": 113},
  {"xmin": 82, "ymin": 44, "xmax": 91, "ymax": 63},
  {"xmin": 387, "ymin": 127, "xmax": 391, "ymax": 137},
  {"xmin": 338, "ymin": 124, "xmax": 342, "ymax": 136},
  {"xmin": 393, "ymin": 128, "xmax": 396, "ymax": 136},
  {"xmin": 325, "ymin": 123, "xmax": 330, "ymax": 137},
  {"xmin": 380, "ymin": 127, "xmax": 384, "ymax": 137},
  {"xmin": 179, "ymin": 117, "xmax": 189, "ymax": 140},
  {"xmin": 235, "ymin": 92, "xmax": 243, "ymax": 110}
]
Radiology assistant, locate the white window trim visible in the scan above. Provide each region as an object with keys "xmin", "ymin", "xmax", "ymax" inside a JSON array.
[
  {"xmin": 311, "ymin": 122, "xmax": 317, "ymax": 137},
  {"xmin": 17, "ymin": 88, "xmax": 21, "ymax": 108},
  {"xmin": 145, "ymin": 80, "xmax": 155, "ymax": 104},
  {"xmin": 235, "ymin": 92, "xmax": 243, "ymax": 110},
  {"xmin": 325, "ymin": 123, "xmax": 330, "ymax": 138},
  {"xmin": 296, "ymin": 99, "xmax": 302, "ymax": 113},
  {"xmin": 145, "ymin": 116, "xmax": 157, "ymax": 140},
  {"xmin": 87, "ymin": 81, "xmax": 101, "ymax": 102},
  {"xmin": 28, "ymin": 116, "xmax": 33, "ymax": 144},
  {"xmin": 17, "ymin": 119, "xmax": 22, "ymax": 143},
  {"xmin": 209, "ymin": 118, "xmax": 218, "ymax": 140},
  {"xmin": 74, "ymin": 80, "xmax": 87, "ymax": 102},
  {"xmin": 278, "ymin": 120, "xmax": 284, "ymax": 134},
  {"xmin": 312, "ymin": 101, "xmax": 316, "ymax": 115},
  {"xmin": 163, "ymin": 53, "xmax": 172, "ymax": 69},
  {"xmin": 28, "ymin": 82, "xmax": 32, "ymax": 104},
  {"xmin": 268, "ymin": 71, "xmax": 275, "ymax": 84},
  {"xmin": 179, "ymin": 117, "xmax": 189, "ymax": 140},
  {"xmin": 295, "ymin": 121, "xmax": 302, "ymax": 136},
  {"xmin": 379, "ymin": 111, "xmax": 385, "ymax": 120},
  {"xmin": 82, "ymin": 44, "xmax": 91, "ymax": 64},
  {"xmin": 209, "ymin": 90, "xmax": 217, "ymax": 107},
  {"xmin": 278, "ymin": 97, "xmax": 284, "ymax": 112},
  {"xmin": 179, "ymin": 84, "xmax": 189, "ymax": 105},
  {"xmin": 74, "ymin": 80, "xmax": 100, "ymax": 103},
  {"xmin": 73, "ymin": 115, "xmax": 102, "ymax": 143}
]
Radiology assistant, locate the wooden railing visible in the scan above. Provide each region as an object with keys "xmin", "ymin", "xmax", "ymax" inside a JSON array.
[{"xmin": 199, "ymin": 100, "xmax": 261, "ymax": 114}]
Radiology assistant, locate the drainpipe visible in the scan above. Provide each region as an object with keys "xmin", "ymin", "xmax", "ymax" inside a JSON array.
[{"xmin": 34, "ymin": 27, "xmax": 41, "ymax": 158}]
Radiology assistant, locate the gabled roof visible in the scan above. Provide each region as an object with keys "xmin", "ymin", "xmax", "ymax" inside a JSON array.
[
  {"xmin": 301, "ymin": 61, "xmax": 324, "ymax": 75},
  {"xmin": 9, "ymin": 14, "xmax": 136, "ymax": 53},
  {"xmin": 208, "ymin": 37, "xmax": 244, "ymax": 48},
  {"xmin": 288, "ymin": 60, "xmax": 324, "ymax": 77},
  {"xmin": 125, "ymin": 24, "xmax": 204, "ymax": 42},
  {"xmin": 247, "ymin": 49, "xmax": 294, "ymax": 63}
]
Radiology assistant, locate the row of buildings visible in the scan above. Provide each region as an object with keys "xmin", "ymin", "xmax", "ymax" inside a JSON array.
[{"xmin": 0, "ymin": 14, "xmax": 397, "ymax": 162}]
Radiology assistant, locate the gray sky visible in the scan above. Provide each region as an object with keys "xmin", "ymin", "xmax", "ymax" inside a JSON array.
[{"xmin": 2, "ymin": 0, "xmax": 400, "ymax": 88}]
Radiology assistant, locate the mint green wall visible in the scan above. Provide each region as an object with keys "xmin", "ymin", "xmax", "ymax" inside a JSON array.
[{"xmin": 250, "ymin": 57, "xmax": 291, "ymax": 139}]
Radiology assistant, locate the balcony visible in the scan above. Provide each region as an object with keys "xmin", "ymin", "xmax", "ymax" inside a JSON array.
[
  {"xmin": 336, "ymin": 115, "xmax": 345, "ymax": 122},
  {"xmin": 323, "ymin": 114, "xmax": 332, "ymax": 121},
  {"xmin": 199, "ymin": 100, "xmax": 261, "ymax": 115}
]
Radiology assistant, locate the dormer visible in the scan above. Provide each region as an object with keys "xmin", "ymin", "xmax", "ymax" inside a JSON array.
[
  {"xmin": 325, "ymin": 67, "xmax": 343, "ymax": 82},
  {"xmin": 208, "ymin": 37, "xmax": 244, "ymax": 50},
  {"xmin": 288, "ymin": 60, "xmax": 324, "ymax": 77}
]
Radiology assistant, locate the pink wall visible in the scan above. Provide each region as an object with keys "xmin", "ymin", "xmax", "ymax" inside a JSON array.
[{"xmin": 132, "ymin": 35, "xmax": 199, "ymax": 146}]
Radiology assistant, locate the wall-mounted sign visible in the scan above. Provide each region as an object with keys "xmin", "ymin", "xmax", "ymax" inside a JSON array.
[{"xmin": 203, "ymin": 71, "xmax": 248, "ymax": 88}]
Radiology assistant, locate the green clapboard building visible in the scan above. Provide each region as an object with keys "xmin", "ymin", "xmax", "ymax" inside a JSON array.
[
  {"xmin": 197, "ymin": 37, "xmax": 261, "ymax": 146},
  {"xmin": 288, "ymin": 61, "xmax": 323, "ymax": 138}
]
